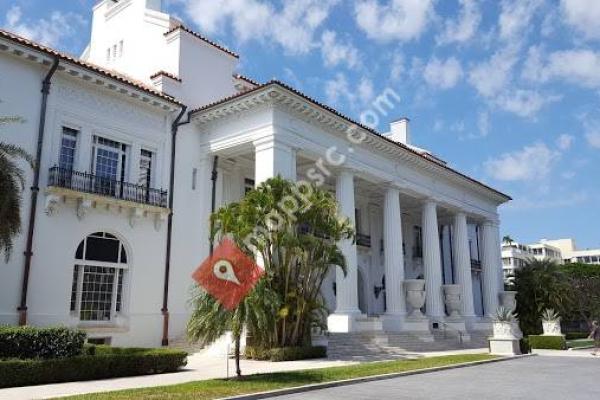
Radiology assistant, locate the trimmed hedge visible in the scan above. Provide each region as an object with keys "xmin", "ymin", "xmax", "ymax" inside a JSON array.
[
  {"xmin": 0, "ymin": 347, "xmax": 187, "ymax": 388},
  {"xmin": 528, "ymin": 335, "xmax": 567, "ymax": 350},
  {"xmin": 0, "ymin": 326, "xmax": 86, "ymax": 360},
  {"xmin": 245, "ymin": 345, "xmax": 327, "ymax": 362},
  {"xmin": 565, "ymin": 331, "xmax": 590, "ymax": 340}
]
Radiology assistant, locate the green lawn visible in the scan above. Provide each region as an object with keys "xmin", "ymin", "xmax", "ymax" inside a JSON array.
[
  {"xmin": 65, "ymin": 354, "xmax": 496, "ymax": 400},
  {"xmin": 567, "ymin": 338, "xmax": 595, "ymax": 349}
]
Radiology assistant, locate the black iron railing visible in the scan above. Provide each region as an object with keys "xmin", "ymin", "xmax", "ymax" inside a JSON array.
[
  {"xmin": 356, "ymin": 233, "xmax": 371, "ymax": 248},
  {"xmin": 48, "ymin": 166, "xmax": 168, "ymax": 208}
]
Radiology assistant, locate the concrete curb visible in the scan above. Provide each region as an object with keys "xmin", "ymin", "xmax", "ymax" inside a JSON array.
[{"xmin": 218, "ymin": 354, "xmax": 536, "ymax": 400}]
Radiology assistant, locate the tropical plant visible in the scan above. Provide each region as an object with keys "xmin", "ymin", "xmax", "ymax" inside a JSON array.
[
  {"xmin": 502, "ymin": 235, "xmax": 515, "ymax": 246},
  {"xmin": 541, "ymin": 308, "xmax": 560, "ymax": 322},
  {"xmin": 513, "ymin": 258, "xmax": 571, "ymax": 335},
  {"xmin": 560, "ymin": 263, "xmax": 600, "ymax": 328},
  {"xmin": 494, "ymin": 306, "xmax": 516, "ymax": 323},
  {"xmin": 187, "ymin": 176, "xmax": 354, "ymax": 376},
  {"xmin": 0, "ymin": 115, "xmax": 33, "ymax": 261},
  {"xmin": 187, "ymin": 279, "xmax": 279, "ymax": 377}
]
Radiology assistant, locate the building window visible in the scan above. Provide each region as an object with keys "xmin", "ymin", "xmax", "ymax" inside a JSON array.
[
  {"xmin": 118, "ymin": 40, "xmax": 124, "ymax": 58},
  {"xmin": 139, "ymin": 149, "xmax": 153, "ymax": 188},
  {"xmin": 59, "ymin": 127, "xmax": 78, "ymax": 171},
  {"xmin": 244, "ymin": 178, "xmax": 255, "ymax": 194},
  {"xmin": 106, "ymin": 48, "xmax": 111, "ymax": 62},
  {"xmin": 70, "ymin": 232, "xmax": 128, "ymax": 322}
]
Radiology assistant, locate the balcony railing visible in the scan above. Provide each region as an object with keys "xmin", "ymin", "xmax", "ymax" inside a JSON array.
[
  {"xmin": 48, "ymin": 167, "xmax": 168, "ymax": 208},
  {"xmin": 356, "ymin": 233, "xmax": 371, "ymax": 248}
]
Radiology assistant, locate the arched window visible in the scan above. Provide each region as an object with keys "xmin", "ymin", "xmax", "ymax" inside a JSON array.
[{"xmin": 70, "ymin": 232, "xmax": 128, "ymax": 321}]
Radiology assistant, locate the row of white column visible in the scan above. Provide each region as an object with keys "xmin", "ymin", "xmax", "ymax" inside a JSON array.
[
  {"xmin": 333, "ymin": 172, "xmax": 503, "ymax": 328},
  {"xmin": 248, "ymin": 138, "xmax": 502, "ymax": 330}
]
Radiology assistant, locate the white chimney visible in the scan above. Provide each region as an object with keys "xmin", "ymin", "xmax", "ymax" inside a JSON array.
[{"xmin": 389, "ymin": 117, "xmax": 411, "ymax": 145}]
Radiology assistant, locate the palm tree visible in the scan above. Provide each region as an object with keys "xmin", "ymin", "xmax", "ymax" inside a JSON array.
[
  {"xmin": 502, "ymin": 235, "xmax": 515, "ymax": 246},
  {"xmin": 513, "ymin": 258, "xmax": 571, "ymax": 335},
  {"xmin": 187, "ymin": 177, "xmax": 354, "ymax": 374},
  {"xmin": 0, "ymin": 116, "xmax": 33, "ymax": 261},
  {"xmin": 187, "ymin": 280, "xmax": 279, "ymax": 377}
]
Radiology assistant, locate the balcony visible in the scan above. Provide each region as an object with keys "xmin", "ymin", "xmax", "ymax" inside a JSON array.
[
  {"xmin": 48, "ymin": 167, "xmax": 168, "ymax": 207},
  {"xmin": 45, "ymin": 167, "xmax": 169, "ymax": 228},
  {"xmin": 356, "ymin": 233, "xmax": 371, "ymax": 248}
]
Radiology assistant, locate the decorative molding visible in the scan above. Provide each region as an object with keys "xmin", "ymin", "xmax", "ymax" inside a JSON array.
[
  {"xmin": 77, "ymin": 199, "xmax": 92, "ymax": 220},
  {"xmin": 129, "ymin": 208, "xmax": 144, "ymax": 228},
  {"xmin": 44, "ymin": 194, "xmax": 61, "ymax": 216}
]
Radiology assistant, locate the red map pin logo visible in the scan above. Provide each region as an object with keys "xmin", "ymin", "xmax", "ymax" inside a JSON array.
[{"xmin": 192, "ymin": 238, "xmax": 263, "ymax": 310}]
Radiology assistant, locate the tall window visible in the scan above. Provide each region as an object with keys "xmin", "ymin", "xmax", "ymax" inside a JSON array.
[
  {"xmin": 59, "ymin": 127, "xmax": 78, "ymax": 171},
  {"xmin": 139, "ymin": 149, "xmax": 153, "ymax": 188},
  {"xmin": 70, "ymin": 232, "xmax": 128, "ymax": 322},
  {"xmin": 92, "ymin": 136, "xmax": 128, "ymax": 196}
]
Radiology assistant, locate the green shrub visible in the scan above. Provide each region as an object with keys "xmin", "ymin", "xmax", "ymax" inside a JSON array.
[
  {"xmin": 565, "ymin": 331, "xmax": 589, "ymax": 340},
  {"xmin": 0, "ymin": 326, "xmax": 86, "ymax": 359},
  {"xmin": 245, "ymin": 346, "xmax": 326, "ymax": 362},
  {"xmin": 0, "ymin": 348, "xmax": 187, "ymax": 388},
  {"xmin": 528, "ymin": 335, "xmax": 567, "ymax": 350},
  {"xmin": 519, "ymin": 338, "xmax": 531, "ymax": 354}
]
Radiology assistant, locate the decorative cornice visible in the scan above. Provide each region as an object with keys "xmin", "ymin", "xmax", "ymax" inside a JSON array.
[
  {"xmin": 190, "ymin": 81, "xmax": 512, "ymax": 204},
  {"xmin": 0, "ymin": 28, "xmax": 182, "ymax": 111}
]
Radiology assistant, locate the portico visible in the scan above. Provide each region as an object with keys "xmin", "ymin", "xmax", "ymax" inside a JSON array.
[{"xmin": 186, "ymin": 81, "xmax": 511, "ymax": 339}]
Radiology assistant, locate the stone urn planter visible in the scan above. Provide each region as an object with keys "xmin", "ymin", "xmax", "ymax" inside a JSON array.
[
  {"xmin": 489, "ymin": 307, "xmax": 522, "ymax": 355},
  {"xmin": 442, "ymin": 284, "xmax": 462, "ymax": 318},
  {"xmin": 541, "ymin": 309, "xmax": 562, "ymax": 336},
  {"xmin": 404, "ymin": 279, "xmax": 426, "ymax": 319},
  {"xmin": 499, "ymin": 291, "xmax": 517, "ymax": 313}
]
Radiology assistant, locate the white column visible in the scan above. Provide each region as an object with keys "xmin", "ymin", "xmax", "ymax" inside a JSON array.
[
  {"xmin": 333, "ymin": 170, "xmax": 360, "ymax": 315},
  {"xmin": 422, "ymin": 200, "xmax": 444, "ymax": 318},
  {"xmin": 452, "ymin": 212, "xmax": 475, "ymax": 318},
  {"xmin": 384, "ymin": 187, "xmax": 406, "ymax": 317},
  {"xmin": 481, "ymin": 221, "xmax": 500, "ymax": 318},
  {"xmin": 254, "ymin": 138, "xmax": 296, "ymax": 184}
]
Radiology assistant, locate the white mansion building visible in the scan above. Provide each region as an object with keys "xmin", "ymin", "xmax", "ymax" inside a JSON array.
[{"xmin": 0, "ymin": 0, "xmax": 511, "ymax": 347}]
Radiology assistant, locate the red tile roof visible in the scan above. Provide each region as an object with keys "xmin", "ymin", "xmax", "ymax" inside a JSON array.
[
  {"xmin": 233, "ymin": 73, "xmax": 260, "ymax": 87},
  {"xmin": 164, "ymin": 25, "xmax": 239, "ymax": 59},
  {"xmin": 0, "ymin": 28, "xmax": 182, "ymax": 106},
  {"xmin": 191, "ymin": 80, "xmax": 511, "ymax": 201},
  {"xmin": 150, "ymin": 70, "xmax": 182, "ymax": 82}
]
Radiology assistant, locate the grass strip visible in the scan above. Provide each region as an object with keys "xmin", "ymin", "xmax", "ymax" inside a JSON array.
[{"xmin": 66, "ymin": 354, "xmax": 496, "ymax": 400}]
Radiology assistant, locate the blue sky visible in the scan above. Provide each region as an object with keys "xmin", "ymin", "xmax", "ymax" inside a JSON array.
[{"xmin": 1, "ymin": 0, "xmax": 599, "ymax": 249}]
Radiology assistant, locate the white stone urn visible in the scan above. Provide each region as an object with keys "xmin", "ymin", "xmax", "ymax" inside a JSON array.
[
  {"xmin": 492, "ymin": 322, "xmax": 522, "ymax": 340},
  {"xmin": 499, "ymin": 291, "xmax": 517, "ymax": 313},
  {"xmin": 542, "ymin": 320, "xmax": 562, "ymax": 336},
  {"xmin": 404, "ymin": 279, "xmax": 426, "ymax": 319},
  {"xmin": 442, "ymin": 284, "xmax": 462, "ymax": 318}
]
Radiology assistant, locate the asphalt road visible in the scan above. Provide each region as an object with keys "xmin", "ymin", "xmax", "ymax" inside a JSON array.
[{"xmin": 269, "ymin": 356, "xmax": 600, "ymax": 400}]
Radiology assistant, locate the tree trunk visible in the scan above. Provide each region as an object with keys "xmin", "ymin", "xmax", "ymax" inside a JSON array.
[{"xmin": 235, "ymin": 334, "xmax": 242, "ymax": 377}]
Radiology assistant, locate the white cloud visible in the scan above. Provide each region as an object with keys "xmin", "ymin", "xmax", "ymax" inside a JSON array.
[
  {"xmin": 556, "ymin": 134, "xmax": 574, "ymax": 150},
  {"xmin": 357, "ymin": 77, "xmax": 375, "ymax": 103},
  {"xmin": 389, "ymin": 53, "xmax": 405, "ymax": 81},
  {"xmin": 436, "ymin": 0, "xmax": 481, "ymax": 45},
  {"xmin": 494, "ymin": 90, "xmax": 560, "ymax": 118},
  {"xmin": 561, "ymin": 0, "xmax": 600, "ymax": 41},
  {"xmin": 320, "ymin": 30, "xmax": 360, "ymax": 69},
  {"xmin": 583, "ymin": 119, "xmax": 600, "ymax": 149},
  {"xmin": 484, "ymin": 142, "xmax": 559, "ymax": 181},
  {"xmin": 523, "ymin": 47, "xmax": 600, "ymax": 89},
  {"xmin": 468, "ymin": 46, "xmax": 519, "ymax": 97},
  {"xmin": 180, "ymin": 0, "xmax": 339, "ymax": 55},
  {"xmin": 477, "ymin": 111, "xmax": 490, "ymax": 137},
  {"xmin": 498, "ymin": 0, "xmax": 544, "ymax": 42},
  {"xmin": 325, "ymin": 73, "xmax": 355, "ymax": 105},
  {"xmin": 422, "ymin": 56, "xmax": 463, "ymax": 89},
  {"xmin": 3, "ymin": 6, "xmax": 85, "ymax": 48},
  {"xmin": 354, "ymin": 0, "xmax": 435, "ymax": 42}
]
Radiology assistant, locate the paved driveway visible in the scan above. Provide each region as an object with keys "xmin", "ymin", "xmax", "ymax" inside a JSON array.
[{"xmin": 270, "ymin": 356, "xmax": 600, "ymax": 400}]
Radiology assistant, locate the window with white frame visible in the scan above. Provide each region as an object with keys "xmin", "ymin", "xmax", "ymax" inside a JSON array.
[
  {"xmin": 59, "ymin": 127, "xmax": 78, "ymax": 171},
  {"xmin": 139, "ymin": 149, "xmax": 153, "ymax": 188},
  {"xmin": 70, "ymin": 232, "xmax": 128, "ymax": 322}
]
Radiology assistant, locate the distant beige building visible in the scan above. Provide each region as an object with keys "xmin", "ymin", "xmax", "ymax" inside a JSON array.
[{"xmin": 501, "ymin": 237, "xmax": 600, "ymax": 282}]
